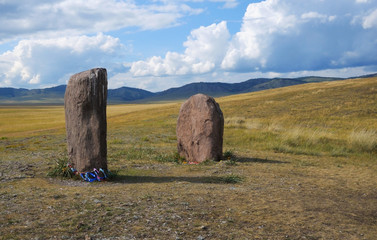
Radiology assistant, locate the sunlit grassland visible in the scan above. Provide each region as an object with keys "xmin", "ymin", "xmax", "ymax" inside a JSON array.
[
  {"xmin": 0, "ymin": 77, "xmax": 376, "ymax": 239},
  {"xmin": 0, "ymin": 103, "xmax": 180, "ymax": 138},
  {"xmin": 0, "ymin": 77, "xmax": 376, "ymax": 167},
  {"xmin": 219, "ymin": 77, "xmax": 377, "ymax": 159},
  {"xmin": 0, "ymin": 77, "xmax": 376, "ymax": 164},
  {"xmin": 0, "ymin": 106, "xmax": 66, "ymax": 137}
]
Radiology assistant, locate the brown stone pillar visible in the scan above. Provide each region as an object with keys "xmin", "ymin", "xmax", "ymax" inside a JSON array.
[
  {"xmin": 176, "ymin": 94, "xmax": 224, "ymax": 163},
  {"xmin": 64, "ymin": 68, "xmax": 107, "ymax": 172}
]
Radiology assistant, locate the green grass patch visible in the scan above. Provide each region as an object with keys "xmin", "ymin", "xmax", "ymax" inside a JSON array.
[
  {"xmin": 155, "ymin": 152, "xmax": 185, "ymax": 164},
  {"xmin": 47, "ymin": 157, "xmax": 75, "ymax": 178},
  {"xmin": 219, "ymin": 174, "xmax": 244, "ymax": 184}
]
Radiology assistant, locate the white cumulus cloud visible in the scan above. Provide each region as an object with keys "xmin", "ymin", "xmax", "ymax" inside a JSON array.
[
  {"xmin": 221, "ymin": 0, "xmax": 377, "ymax": 73},
  {"xmin": 130, "ymin": 21, "xmax": 230, "ymax": 76},
  {"xmin": 0, "ymin": 0, "xmax": 202, "ymax": 42},
  {"xmin": 124, "ymin": 0, "xmax": 377, "ymax": 91},
  {"xmin": 221, "ymin": 0, "xmax": 297, "ymax": 71},
  {"xmin": 362, "ymin": 8, "xmax": 377, "ymax": 29},
  {"xmin": 1, "ymin": 0, "xmax": 377, "ymax": 91},
  {"xmin": 0, "ymin": 33, "xmax": 124, "ymax": 88}
]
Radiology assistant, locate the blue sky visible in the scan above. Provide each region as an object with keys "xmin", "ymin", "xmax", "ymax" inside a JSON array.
[{"xmin": 0, "ymin": 0, "xmax": 377, "ymax": 92}]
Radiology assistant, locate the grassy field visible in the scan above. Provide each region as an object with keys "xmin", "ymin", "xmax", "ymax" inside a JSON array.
[{"xmin": 0, "ymin": 77, "xmax": 376, "ymax": 239}]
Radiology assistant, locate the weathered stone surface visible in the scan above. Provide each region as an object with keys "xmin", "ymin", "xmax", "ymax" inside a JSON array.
[
  {"xmin": 64, "ymin": 68, "xmax": 108, "ymax": 172},
  {"xmin": 176, "ymin": 94, "xmax": 224, "ymax": 163}
]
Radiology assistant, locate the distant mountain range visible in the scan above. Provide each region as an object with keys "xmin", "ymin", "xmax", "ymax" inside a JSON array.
[{"xmin": 0, "ymin": 74, "xmax": 375, "ymax": 104}]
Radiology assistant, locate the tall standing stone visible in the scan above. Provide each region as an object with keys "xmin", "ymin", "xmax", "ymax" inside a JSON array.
[
  {"xmin": 64, "ymin": 68, "xmax": 108, "ymax": 172},
  {"xmin": 176, "ymin": 94, "xmax": 224, "ymax": 163}
]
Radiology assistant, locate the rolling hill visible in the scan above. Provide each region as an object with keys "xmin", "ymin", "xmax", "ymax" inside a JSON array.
[
  {"xmin": 107, "ymin": 87, "xmax": 155, "ymax": 103},
  {"xmin": 0, "ymin": 85, "xmax": 153, "ymax": 105},
  {"xmin": 0, "ymin": 74, "xmax": 370, "ymax": 104}
]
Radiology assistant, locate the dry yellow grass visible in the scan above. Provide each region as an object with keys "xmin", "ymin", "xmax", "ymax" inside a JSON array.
[
  {"xmin": 220, "ymin": 76, "xmax": 377, "ymax": 158},
  {"xmin": 220, "ymin": 77, "xmax": 377, "ymax": 127},
  {"xmin": 349, "ymin": 128, "xmax": 377, "ymax": 152},
  {"xmin": 0, "ymin": 103, "xmax": 180, "ymax": 138},
  {"xmin": 0, "ymin": 77, "xmax": 376, "ymax": 239},
  {"xmin": 0, "ymin": 106, "xmax": 65, "ymax": 137}
]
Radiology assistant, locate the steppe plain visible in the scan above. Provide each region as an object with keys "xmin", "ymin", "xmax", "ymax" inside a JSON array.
[{"xmin": 1, "ymin": 77, "xmax": 376, "ymax": 239}]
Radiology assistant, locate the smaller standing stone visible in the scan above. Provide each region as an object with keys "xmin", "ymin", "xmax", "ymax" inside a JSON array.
[
  {"xmin": 176, "ymin": 94, "xmax": 224, "ymax": 163},
  {"xmin": 64, "ymin": 68, "xmax": 107, "ymax": 172}
]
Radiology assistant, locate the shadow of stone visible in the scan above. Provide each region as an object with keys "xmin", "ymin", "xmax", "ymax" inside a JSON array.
[
  {"xmin": 236, "ymin": 157, "xmax": 289, "ymax": 164},
  {"xmin": 111, "ymin": 175, "xmax": 236, "ymax": 184}
]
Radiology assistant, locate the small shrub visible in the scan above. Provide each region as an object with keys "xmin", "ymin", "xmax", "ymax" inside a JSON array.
[
  {"xmin": 47, "ymin": 157, "xmax": 74, "ymax": 178},
  {"xmin": 223, "ymin": 149, "xmax": 238, "ymax": 165},
  {"xmin": 223, "ymin": 149, "xmax": 235, "ymax": 160},
  {"xmin": 220, "ymin": 174, "xmax": 243, "ymax": 184},
  {"xmin": 48, "ymin": 157, "xmax": 116, "ymax": 181},
  {"xmin": 174, "ymin": 152, "xmax": 186, "ymax": 164}
]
